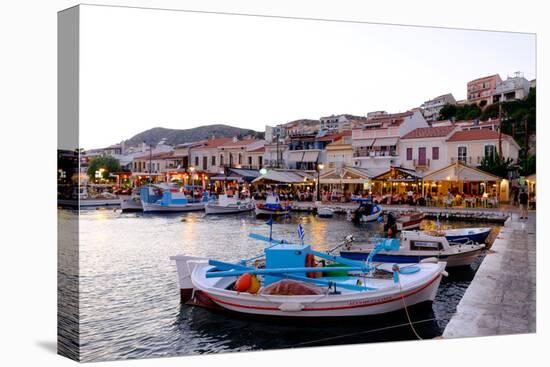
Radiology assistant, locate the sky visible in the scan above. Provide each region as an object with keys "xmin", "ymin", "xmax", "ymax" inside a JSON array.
[{"xmin": 79, "ymin": 5, "xmax": 536, "ymax": 149}]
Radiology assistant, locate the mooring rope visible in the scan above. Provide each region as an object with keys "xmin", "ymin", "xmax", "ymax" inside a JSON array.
[{"xmin": 397, "ymin": 273, "xmax": 423, "ymax": 340}]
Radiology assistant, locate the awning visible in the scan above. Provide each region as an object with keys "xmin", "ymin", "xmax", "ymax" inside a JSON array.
[
  {"xmin": 351, "ymin": 138, "xmax": 375, "ymax": 148},
  {"xmin": 210, "ymin": 176, "xmax": 243, "ymax": 182},
  {"xmin": 252, "ymin": 169, "xmax": 315, "ymax": 184},
  {"xmin": 372, "ymin": 137, "xmax": 398, "ymax": 147},
  {"xmin": 423, "ymin": 162, "xmax": 500, "ymax": 182},
  {"xmin": 319, "ymin": 166, "xmax": 378, "ymax": 184},
  {"xmin": 287, "ymin": 150, "xmax": 320, "ymax": 162}
]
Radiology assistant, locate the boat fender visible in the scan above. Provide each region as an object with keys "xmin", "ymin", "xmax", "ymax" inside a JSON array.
[
  {"xmin": 305, "ymin": 254, "xmax": 316, "ymax": 278},
  {"xmin": 235, "ymin": 273, "xmax": 252, "ymax": 293},
  {"xmin": 442, "ymin": 270, "xmax": 449, "ymax": 277}
]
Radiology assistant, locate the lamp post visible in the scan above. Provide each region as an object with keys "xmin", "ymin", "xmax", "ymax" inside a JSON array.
[{"xmin": 316, "ymin": 163, "xmax": 324, "ymax": 201}]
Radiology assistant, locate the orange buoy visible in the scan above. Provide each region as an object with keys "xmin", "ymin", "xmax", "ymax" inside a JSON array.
[
  {"xmin": 248, "ymin": 275, "xmax": 261, "ymax": 294},
  {"xmin": 235, "ymin": 273, "xmax": 252, "ymax": 292}
]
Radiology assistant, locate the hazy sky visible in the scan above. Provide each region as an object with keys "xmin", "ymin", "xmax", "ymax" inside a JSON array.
[{"xmin": 79, "ymin": 5, "xmax": 536, "ymax": 149}]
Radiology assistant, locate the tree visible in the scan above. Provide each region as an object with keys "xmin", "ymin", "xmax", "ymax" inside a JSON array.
[
  {"xmin": 438, "ymin": 104, "xmax": 457, "ymax": 120},
  {"xmin": 524, "ymin": 154, "xmax": 536, "ymax": 176},
  {"xmin": 87, "ymin": 155, "xmax": 121, "ymax": 181},
  {"xmin": 479, "ymin": 153, "xmax": 514, "ymax": 179}
]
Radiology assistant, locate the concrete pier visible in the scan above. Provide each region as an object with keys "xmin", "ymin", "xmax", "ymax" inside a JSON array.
[{"xmin": 443, "ymin": 212, "xmax": 536, "ymax": 337}]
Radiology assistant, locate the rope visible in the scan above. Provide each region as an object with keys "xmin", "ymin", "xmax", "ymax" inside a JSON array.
[
  {"xmin": 289, "ymin": 318, "xmax": 435, "ymax": 347},
  {"xmin": 397, "ymin": 272, "xmax": 423, "ymax": 340}
]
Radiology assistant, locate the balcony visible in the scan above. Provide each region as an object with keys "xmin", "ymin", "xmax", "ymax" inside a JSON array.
[
  {"xmin": 413, "ymin": 159, "xmax": 430, "ymax": 168},
  {"xmin": 450, "ymin": 156, "xmax": 473, "ymax": 165},
  {"xmin": 353, "ymin": 150, "xmax": 397, "ymax": 158}
]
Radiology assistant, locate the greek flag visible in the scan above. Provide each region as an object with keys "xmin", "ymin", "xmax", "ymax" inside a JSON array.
[{"xmin": 297, "ymin": 224, "xmax": 305, "ymax": 244}]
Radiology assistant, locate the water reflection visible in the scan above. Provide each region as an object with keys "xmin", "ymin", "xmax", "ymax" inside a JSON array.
[{"xmin": 67, "ymin": 208, "xmax": 500, "ymax": 361}]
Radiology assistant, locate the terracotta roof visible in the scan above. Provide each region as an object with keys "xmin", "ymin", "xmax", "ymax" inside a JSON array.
[
  {"xmin": 317, "ymin": 130, "xmax": 352, "ymax": 142},
  {"xmin": 248, "ymin": 146, "xmax": 265, "ymax": 153},
  {"xmin": 401, "ymin": 126, "xmax": 455, "ymax": 139},
  {"xmin": 201, "ymin": 137, "xmax": 234, "ymax": 148},
  {"xmin": 446, "ymin": 130, "xmax": 514, "ymax": 142},
  {"xmin": 219, "ymin": 139, "xmax": 259, "ymax": 148},
  {"xmin": 134, "ymin": 151, "xmax": 175, "ymax": 160},
  {"xmin": 467, "ymin": 74, "xmax": 501, "ymax": 83}
]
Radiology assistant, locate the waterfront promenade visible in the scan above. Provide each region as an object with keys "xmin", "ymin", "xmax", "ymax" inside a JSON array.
[{"xmin": 443, "ymin": 211, "xmax": 536, "ymax": 337}]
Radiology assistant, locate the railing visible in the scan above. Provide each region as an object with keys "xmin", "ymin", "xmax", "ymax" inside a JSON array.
[
  {"xmin": 353, "ymin": 151, "xmax": 398, "ymax": 158},
  {"xmin": 413, "ymin": 159, "xmax": 430, "ymax": 168},
  {"xmin": 450, "ymin": 156, "xmax": 472, "ymax": 164}
]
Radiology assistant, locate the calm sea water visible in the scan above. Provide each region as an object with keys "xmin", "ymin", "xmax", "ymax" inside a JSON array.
[{"xmin": 58, "ymin": 209, "xmax": 500, "ymax": 362}]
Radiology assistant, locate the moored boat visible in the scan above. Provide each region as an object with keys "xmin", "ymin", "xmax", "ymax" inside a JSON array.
[
  {"xmin": 170, "ymin": 229, "xmax": 447, "ymax": 318},
  {"xmin": 121, "ymin": 188, "xmax": 144, "ymax": 212},
  {"xmin": 255, "ymin": 193, "xmax": 291, "ymax": 217},
  {"xmin": 349, "ymin": 197, "xmax": 382, "ymax": 223},
  {"xmin": 396, "ymin": 211, "xmax": 424, "ymax": 230},
  {"xmin": 339, "ymin": 230, "xmax": 485, "ymax": 268},
  {"xmin": 423, "ymin": 227, "xmax": 492, "ymax": 244},
  {"xmin": 317, "ymin": 207, "xmax": 334, "ymax": 218},
  {"xmin": 140, "ymin": 186, "xmax": 208, "ymax": 213},
  {"xmin": 205, "ymin": 194, "xmax": 255, "ymax": 215}
]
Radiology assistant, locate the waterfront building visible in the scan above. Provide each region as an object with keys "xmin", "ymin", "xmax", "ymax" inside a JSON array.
[
  {"xmin": 286, "ymin": 131, "xmax": 349, "ymax": 170},
  {"xmin": 467, "ymin": 74, "xmax": 502, "ymax": 106},
  {"xmin": 351, "ymin": 110, "xmax": 429, "ymax": 171},
  {"xmin": 263, "ymin": 141, "xmax": 287, "ymax": 168},
  {"xmin": 445, "ymin": 129, "xmax": 520, "ymax": 167},
  {"xmin": 492, "ymin": 72, "xmax": 531, "ymax": 103},
  {"xmin": 188, "ymin": 137, "xmax": 233, "ymax": 173},
  {"xmin": 217, "ymin": 137, "xmax": 264, "ymax": 170},
  {"xmin": 325, "ymin": 133, "xmax": 353, "ymax": 169},
  {"xmin": 420, "ymin": 93, "xmax": 456, "ymax": 123},
  {"xmin": 399, "ymin": 125, "xmax": 459, "ymax": 174}
]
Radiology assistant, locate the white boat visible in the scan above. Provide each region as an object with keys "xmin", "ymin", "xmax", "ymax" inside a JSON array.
[
  {"xmin": 140, "ymin": 187, "xmax": 207, "ymax": 213},
  {"xmin": 170, "ymin": 233, "xmax": 447, "ymax": 318},
  {"xmin": 58, "ymin": 186, "xmax": 122, "ymax": 207},
  {"xmin": 255, "ymin": 193, "xmax": 291, "ymax": 217},
  {"xmin": 395, "ymin": 212, "xmax": 424, "ymax": 230},
  {"xmin": 340, "ymin": 230, "xmax": 485, "ymax": 268},
  {"xmin": 350, "ymin": 198, "xmax": 382, "ymax": 223},
  {"xmin": 205, "ymin": 195, "xmax": 255, "ymax": 215},
  {"xmin": 121, "ymin": 195, "xmax": 143, "ymax": 212},
  {"xmin": 317, "ymin": 207, "xmax": 334, "ymax": 218}
]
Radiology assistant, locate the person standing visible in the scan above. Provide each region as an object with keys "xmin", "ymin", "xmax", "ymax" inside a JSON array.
[{"xmin": 519, "ymin": 188, "xmax": 529, "ymax": 219}]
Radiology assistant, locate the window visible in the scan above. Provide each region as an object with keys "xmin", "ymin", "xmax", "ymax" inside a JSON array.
[
  {"xmin": 485, "ymin": 145, "xmax": 496, "ymax": 160},
  {"xmin": 458, "ymin": 146, "xmax": 467, "ymax": 162},
  {"xmin": 248, "ymin": 156, "xmax": 252, "ymax": 166},
  {"xmin": 258, "ymin": 156, "xmax": 263, "ymax": 166},
  {"xmin": 432, "ymin": 147, "xmax": 439, "ymax": 160},
  {"xmin": 195, "ymin": 156, "xmax": 199, "ymax": 167},
  {"xmin": 406, "ymin": 148, "xmax": 412, "ymax": 161},
  {"xmin": 220, "ymin": 154, "xmax": 224, "ymax": 166},
  {"xmin": 203, "ymin": 156, "xmax": 208, "ymax": 170},
  {"xmin": 211, "ymin": 156, "xmax": 216, "ymax": 166},
  {"xmin": 238, "ymin": 153, "xmax": 242, "ymax": 165}
]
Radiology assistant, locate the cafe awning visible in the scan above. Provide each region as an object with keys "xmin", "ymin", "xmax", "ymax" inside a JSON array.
[
  {"xmin": 252, "ymin": 169, "xmax": 315, "ymax": 184},
  {"xmin": 423, "ymin": 162, "xmax": 501, "ymax": 182},
  {"xmin": 372, "ymin": 137, "xmax": 398, "ymax": 147},
  {"xmin": 287, "ymin": 150, "xmax": 320, "ymax": 162},
  {"xmin": 351, "ymin": 138, "xmax": 375, "ymax": 148},
  {"xmin": 372, "ymin": 166, "xmax": 423, "ymax": 182},
  {"xmin": 319, "ymin": 166, "xmax": 380, "ymax": 184}
]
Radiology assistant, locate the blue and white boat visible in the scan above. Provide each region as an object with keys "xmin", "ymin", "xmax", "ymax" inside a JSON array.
[
  {"xmin": 435, "ymin": 227, "xmax": 492, "ymax": 244},
  {"xmin": 140, "ymin": 186, "xmax": 208, "ymax": 213},
  {"xmin": 349, "ymin": 197, "xmax": 382, "ymax": 223},
  {"xmin": 255, "ymin": 193, "xmax": 291, "ymax": 217},
  {"xmin": 170, "ymin": 228, "xmax": 447, "ymax": 318},
  {"xmin": 339, "ymin": 230, "xmax": 485, "ymax": 268}
]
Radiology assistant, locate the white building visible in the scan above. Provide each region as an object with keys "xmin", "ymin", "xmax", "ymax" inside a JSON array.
[
  {"xmin": 492, "ymin": 72, "xmax": 531, "ymax": 103},
  {"xmin": 420, "ymin": 93, "xmax": 456, "ymax": 123},
  {"xmin": 319, "ymin": 114, "xmax": 367, "ymax": 133},
  {"xmin": 351, "ymin": 110, "xmax": 429, "ymax": 171}
]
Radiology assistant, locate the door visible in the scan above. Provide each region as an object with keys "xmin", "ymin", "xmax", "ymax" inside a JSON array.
[{"xmin": 418, "ymin": 147, "xmax": 426, "ymax": 166}]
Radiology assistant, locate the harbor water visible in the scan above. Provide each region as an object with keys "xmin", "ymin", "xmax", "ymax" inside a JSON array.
[{"xmin": 58, "ymin": 209, "xmax": 500, "ymax": 362}]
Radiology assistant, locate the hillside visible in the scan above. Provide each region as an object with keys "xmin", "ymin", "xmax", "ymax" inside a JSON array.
[{"xmin": 124, "ymin": 124, "xmax": 263, "ymax": 146}]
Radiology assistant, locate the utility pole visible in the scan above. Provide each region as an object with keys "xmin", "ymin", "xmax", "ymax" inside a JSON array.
[
  {"xmin": 498, "ymin": 103, "xmax": 503, "ymax": 159},
  {"xmin": 524, "ymin": 117, "xmax": 529, "ymax": 173},
  {"xmin": 276, "ymin": 132, "xmax": 280, "ymax": 168}
]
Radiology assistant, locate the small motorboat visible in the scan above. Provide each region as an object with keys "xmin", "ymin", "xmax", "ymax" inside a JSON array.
[
  {"xmin": 339, "ymin": 230, "xmax": 485, "ymax": 268},
  {"xmin": 140, "ymin": 186, "xmax": 208, "ymax": 213},
  {"xmin": 349, "ymin": 197, "xmax": 382, "ymax": 223},
  {"xmin": 170, "ymin": 230, "xmax": 447, "ymax": 318},
  {"xmin": 317, "ymin": 207, "xmax": 334, "ymax": 218},
  {"xmin": 121, "ymin": 188, "xmax": 143, "ymax": 212},
  {"xmin": 423, "ymin": 227, "xmax": 492, "ymax": 244},
  {"xmin": 255, "ymin": 193, "xmax": 291, "ymax": 217},
  {"xmin": 395, "ymin": 211, "xmax": 424, "ymax": 230},
  {"xmin": 205, "ymin": 194, "xmax": 255, "ymax": 215}
]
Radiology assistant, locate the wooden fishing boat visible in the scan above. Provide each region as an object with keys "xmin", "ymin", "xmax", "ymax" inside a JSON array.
[
  {"xmin": 121, "ymin": 188, "xmax": 143, "ymax": 212},
  {"xmin": 205, "ymin": 195, "xmax": 255, "ymax": 215},
  {"xmin": 255, "ymin": 193, "xmax": 291, "ymax": 217},
  {"xmin": 395, "ymin": 211, "xmax": 424, "ymax": 230},
  {"xmin": 317, "ymin": 207, "xmax": 334, "ymax": 218},
  {"xmin": 340, "ymin": 230, "xmax": 485, "ymax": 268},
  {"xmin": 170, "ymin": 232, "xmax": 447, "ymax": 318},
  {"xmin": 433, "ymin": 227, "xmax": 492, "ymax": 244}
]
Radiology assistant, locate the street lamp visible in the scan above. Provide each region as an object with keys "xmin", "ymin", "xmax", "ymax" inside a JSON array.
[{"xmin": 316, "ymin": 163, "xmax": 324, "ymax": 201}]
